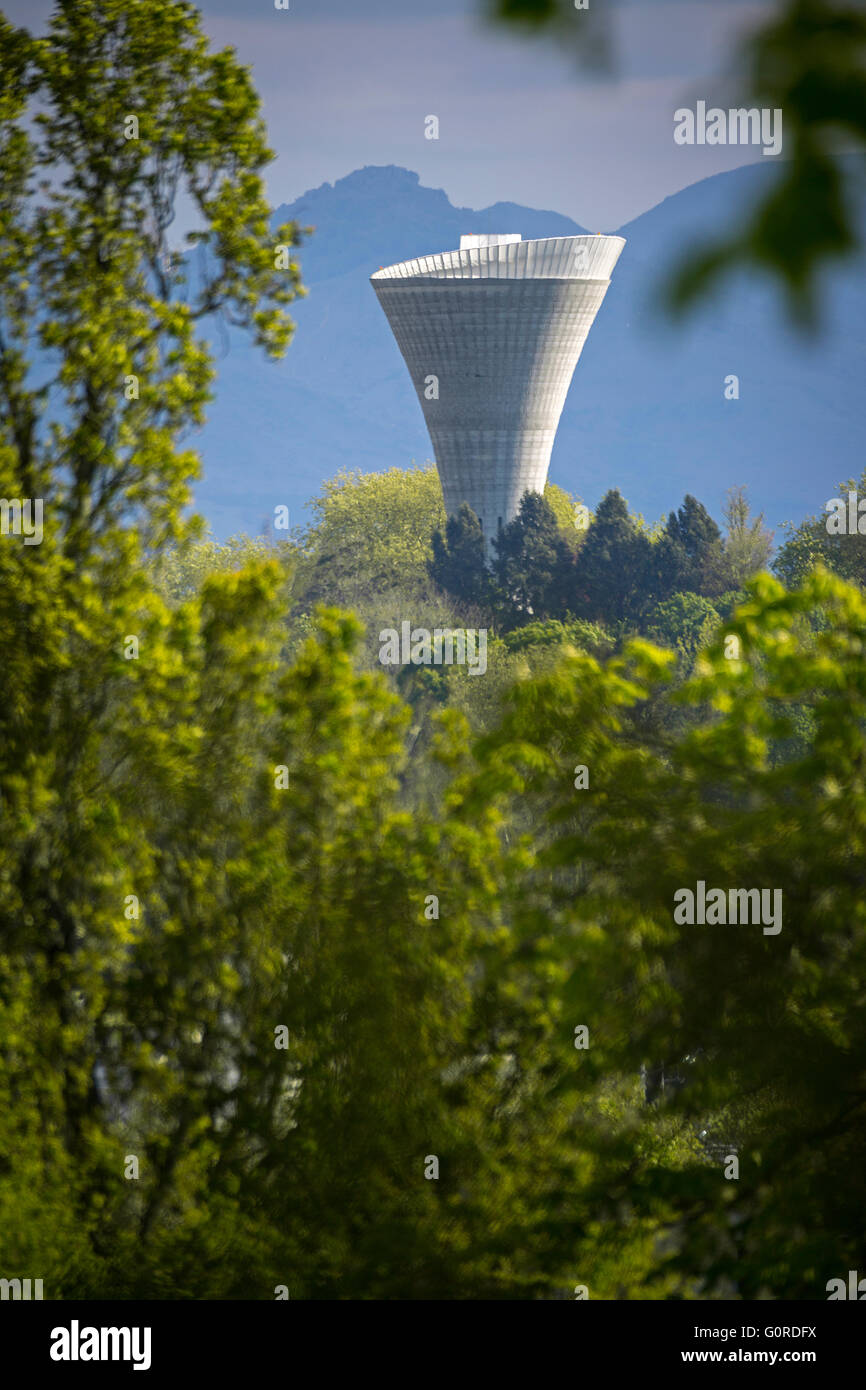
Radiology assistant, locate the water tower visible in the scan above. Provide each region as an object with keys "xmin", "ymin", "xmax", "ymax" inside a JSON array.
[{"xmin": 371, "ymin": 230, "xmax": 625, "ymax": 545}]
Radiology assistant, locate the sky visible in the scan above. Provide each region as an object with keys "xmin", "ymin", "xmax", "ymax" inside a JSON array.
[{"xmin": 5, "ymin": 0, "xmax": 782, "ymax": 229}]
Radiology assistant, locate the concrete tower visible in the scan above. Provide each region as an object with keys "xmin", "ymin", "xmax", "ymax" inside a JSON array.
[{"xmin": 371, "ymin": 231, "xmax": 625, "ymax": 546}]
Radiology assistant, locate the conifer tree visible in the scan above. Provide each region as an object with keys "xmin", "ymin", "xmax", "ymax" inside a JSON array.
[
  {"xmin": 493, "ymin": 489, "xmax": 574, "ymax": 620},
  {"xmin": 429, "ymin": 501, "xmax": 490, "ymax": 606},
  {"xmin": 573, "ymin": 488, "xmax": 650, "ymax": 622}
]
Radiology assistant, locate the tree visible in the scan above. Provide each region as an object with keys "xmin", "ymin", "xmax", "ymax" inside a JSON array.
[
  {"xmin": 717, "ymin": 486, "xmax": 774, "ymax": 589},
  {"xmin": 429, "ymin": 501, "xmax": 490, "ymax": 606},
  {"xmin": 0, "ymin": 0, "xmax": 307, "ymax": 1293},
  {"xmin": 501, "ymin": 616, "xmax": 613, "ymax": 660},
  {"xmin": 473, "ymin": 568, "xmax": 866, "ymax": 1297},
  {"xmin": 665, "ymin": 0, "xmax": 866, "ymax": 326},
  {"xmin": 294, "ymin": 463, "xmax": 447, "ymax": 607},
  {"xmin": 543, "ymin": 479, "xmax": 591, "ymax": 547},
  {"xmin": 0, "ymin": 1, "xmax": 304, "ymax": 561},
  {"xmin": 151, "ymin": 530, "xmax": 282, "ymax": 603},
  {"xmin": 658, "ymin": 494, "xmax": 729, "ymax": 598},
  {"xmin": 644, "ymin": 592, "xmax": 721, "ymax": 666},
  {"xmin": 493, "ymin": 489, "xmax": 575, "ymax": 621},
  {"xmin": 774, "ymin": 466, "xmax": 866, "ymax": 589},
  {"xmin": 572, "ymin": 488, "xmax": 651, "ymax": 622}
]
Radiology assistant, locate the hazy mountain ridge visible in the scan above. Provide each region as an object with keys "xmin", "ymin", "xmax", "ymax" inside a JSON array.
[{"xmin": 194, "ymin": 161, "xmax": 866, "ymax": 538}]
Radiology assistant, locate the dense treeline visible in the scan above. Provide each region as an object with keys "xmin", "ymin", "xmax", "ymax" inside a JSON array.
[{"xmin": 429, "ymin": 482, "xmax": 771, "ymax": 636}]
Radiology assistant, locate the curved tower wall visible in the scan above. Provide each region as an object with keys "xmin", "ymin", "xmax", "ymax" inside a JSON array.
[{"xmin": 371, "ymin": 233, "xmax": 625, "ymax": 541}]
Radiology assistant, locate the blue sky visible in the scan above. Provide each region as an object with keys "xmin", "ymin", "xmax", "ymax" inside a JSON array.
[{"xmin": 6, "ymin": 0, "xmax": 780, "ymax": 228}]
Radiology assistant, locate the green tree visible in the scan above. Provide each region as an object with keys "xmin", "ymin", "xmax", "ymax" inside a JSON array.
[
  {"xmin": 717, "ymin": 485, "xmax": 774, "ymax": 589},
  {"xmin": 494, "ymin": 489, "xmax": 576, "ymax": 621},
  {"xmin": 573, "ymin": 487, "xmax": 651, "ymax": 623},
  {"xmin": 152, "ymin": 530, "xmax": 282, "ymax": 603},
  {"xmin": 543, "ymin": 479, "xmax": 591, "ymax": 546},
  {"xmin": 473, "ymin": 568, "xmax": 866, "ymax": 1297},
  {"xmin": 429, "ymin": 501, "xmax": 490, "ymax": 606},
  {"xmin": 774, "ymin": 466, "xmax": 866, "ymax": 589},
  {"xmin": 644, "ymin": 591, "xmax": 721, "ymax": 666},
  {"xmin": 293, "ymin": 463, "xmax": 446, "ymax": 608},
  {"xmin": 502, "ymin": 616, "xmax": 613, "ymax": 659},
  {"xmin": 494, "ymin": 489, "xmax": 575, "ymax": 619},
  {"xmin": 658, "ymin": 494, "xmax": 729, "ymax": 599},
  {"xmin": 0, "ymin": 3, "xmax": 635, "ymax": 1301},
  {"xmin": 0, "ymin": 0, "xmax": 304, "ymax": 1291}
]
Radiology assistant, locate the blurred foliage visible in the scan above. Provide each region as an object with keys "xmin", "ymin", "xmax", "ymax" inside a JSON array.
[
  {"xmin": 667, "ymin": 0, "xmax": 866, "ymax": 325},
  {"xmin": 150, "ymin": 531, "xmax": 283, "ymax": 604},
  {"xmin": 487, "ymin": 0, "xmax": 866, "ymax": 326},
  {"xmin": 470, "ymin": 567, "xmax": 866, "ymax": 1297},
  {"xmin": 485, "ymin": 0, "xmax": 613, "ymax": 70}
]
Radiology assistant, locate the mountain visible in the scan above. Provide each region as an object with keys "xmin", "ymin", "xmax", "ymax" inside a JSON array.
[{"xmin": 192, "ymin": 162, "xmax": 866, "ymax": 539}]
